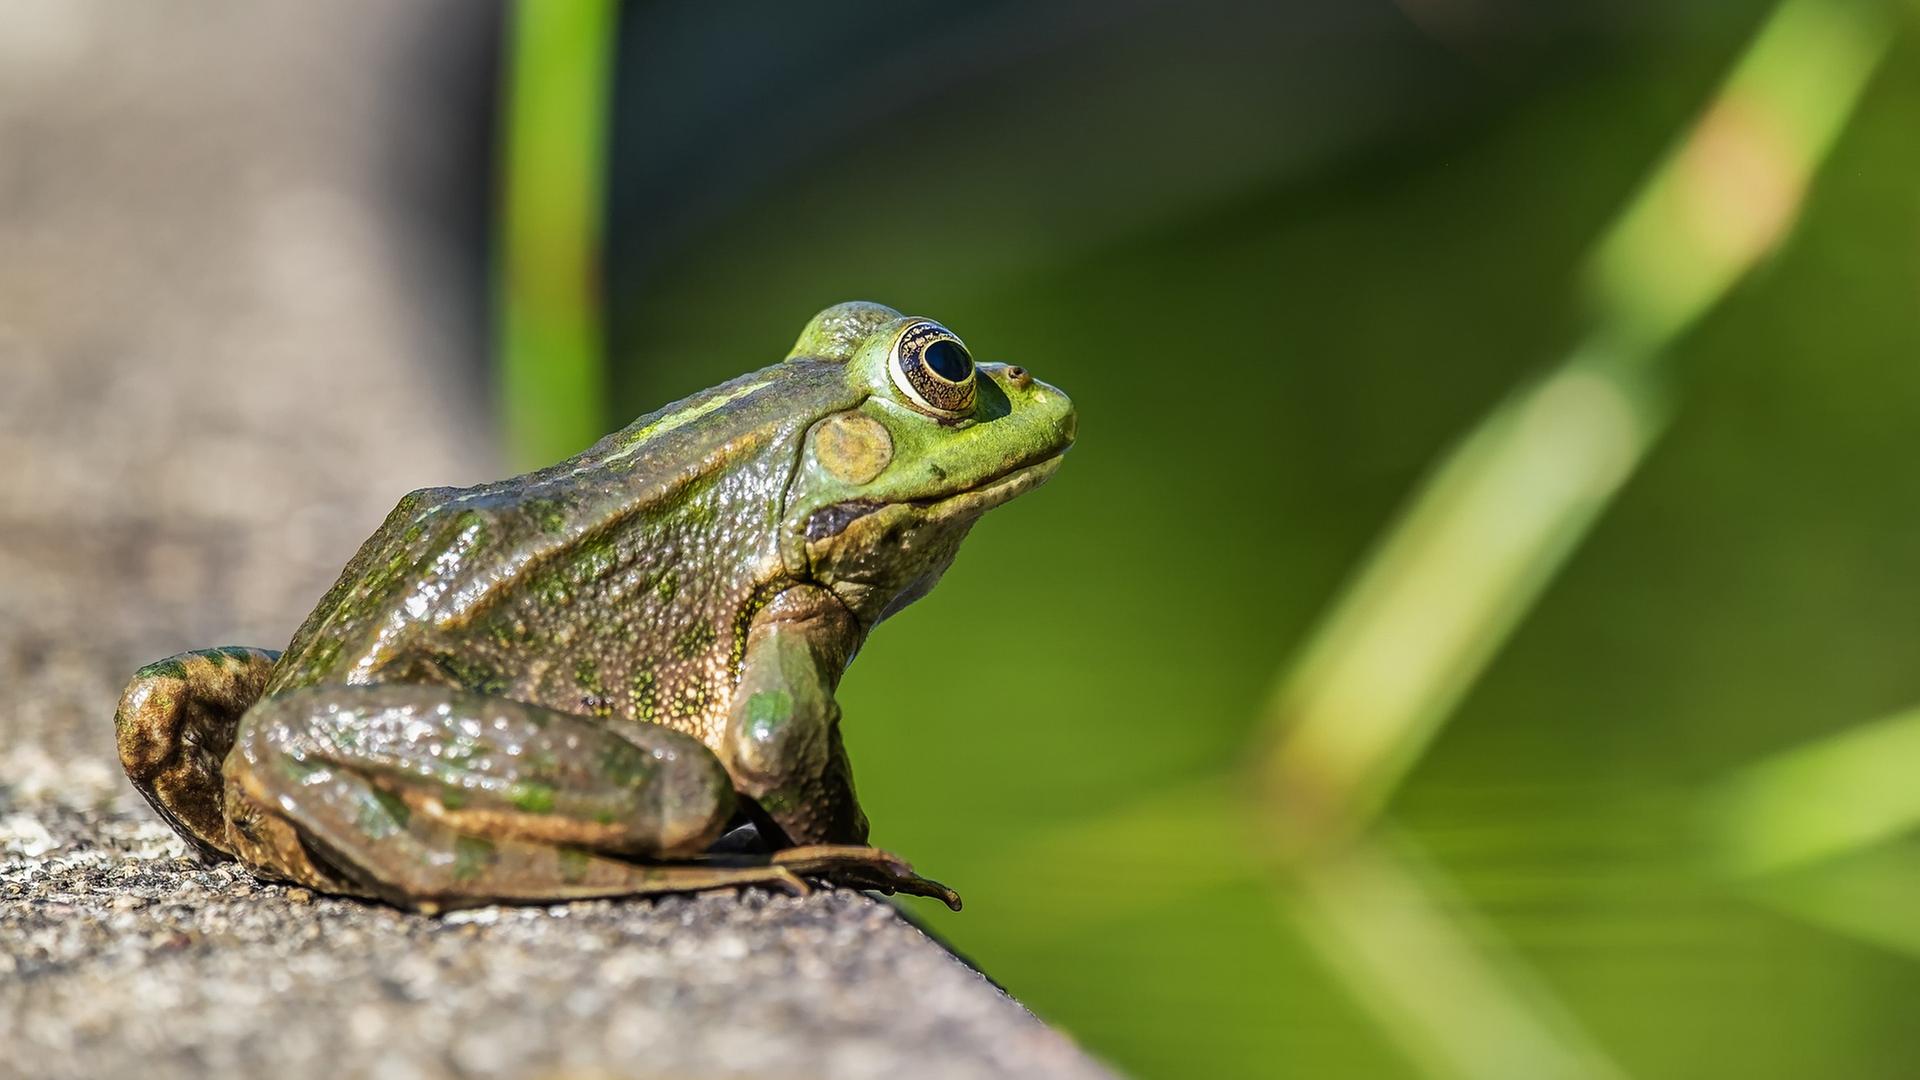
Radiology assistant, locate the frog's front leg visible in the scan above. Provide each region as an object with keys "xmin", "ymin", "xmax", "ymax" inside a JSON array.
[
  {"xmin": 725, "ymin": 588, "xmax": 962, "ymax": 910},
  {"xmin": 222, "ymin": 684, "xmax": 806, "ymax": 912}
]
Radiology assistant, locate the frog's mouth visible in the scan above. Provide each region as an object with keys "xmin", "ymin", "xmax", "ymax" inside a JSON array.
[{"xmin": 803, "ymin": 452, "xmax": 1064, "ymax": 543}]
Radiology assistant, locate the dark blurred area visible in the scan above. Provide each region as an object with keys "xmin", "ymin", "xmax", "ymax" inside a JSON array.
[{"xmin": 5, "ymin": 2, "xmax": 1918, "ymax": 1077}]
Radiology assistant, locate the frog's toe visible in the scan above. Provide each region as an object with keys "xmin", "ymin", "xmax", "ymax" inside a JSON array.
[{"xmin": 771, "ymin": 844, "xmax": 962, "ymax": 911}]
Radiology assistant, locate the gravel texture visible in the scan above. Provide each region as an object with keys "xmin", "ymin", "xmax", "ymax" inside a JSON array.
[
  {"xmin": 0, "ymin": 797, "xmax": 1106, "ymax": 1080},
  {"xmin": 0, "ymin": 5, "xmax": 1112, "ymax": 1077}
]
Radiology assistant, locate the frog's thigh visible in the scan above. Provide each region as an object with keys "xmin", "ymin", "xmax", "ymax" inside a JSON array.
[
  {"xmin": 223, "ymin": 685, "xmax": 757, "ymax": 909},
  {"xmin": 228, "ymin": 765, "xmax": 806, "ymax": 911},
  {"xmin": 231, "ymin": 762, "xmax": 803, "ymax": 912}
]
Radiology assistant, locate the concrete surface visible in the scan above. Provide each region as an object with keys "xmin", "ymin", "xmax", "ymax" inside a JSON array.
[{"xmin": 0, "ymin": 797, "xmax": 1107, "ymax": 1080}]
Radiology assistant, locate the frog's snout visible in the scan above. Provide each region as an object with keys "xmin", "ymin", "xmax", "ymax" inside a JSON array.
[
  {"xmin": 1006, "ymin": 366, "xmax": 1032, "ymax": 388},
  {"xmin": 1030, "ymin": 378, "xmax": 1076, "ymax": 449}
]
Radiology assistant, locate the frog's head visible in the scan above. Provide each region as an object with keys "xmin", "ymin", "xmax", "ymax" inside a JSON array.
[{"xmin": 781, "ymin": 302, "xmax": 1076, "ymax": 626}]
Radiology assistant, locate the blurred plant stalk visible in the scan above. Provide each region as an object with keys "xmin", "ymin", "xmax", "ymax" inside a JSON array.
[
  {"xmin": 1255, "ymin": 1, "xmax": 1891, "ymax": 1077},
  {"xmin": 1261, "ymin": 356, "xmax": 1661, "ymax": 856},
  {"xmin": 1710, "ymin": 704, "xmax": 1920, "ymax": 879},
  {"xmin": 1260, "ymin": 0, "xmax": 1890, "ymax": 853},
  {"xmin": 498, "ymin": 0, "xmax": 620, "ymax": 470},
  {"xmin": 1706, "ymin": 706, "xmax": 1920, "ymax": 960},
  {"xmin": 1284, "ymin": 832, "xmax": 1628, "ymax": 1080}
]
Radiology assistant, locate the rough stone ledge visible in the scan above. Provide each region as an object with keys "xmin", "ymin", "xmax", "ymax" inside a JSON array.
[{"xmin": 0, "ymin": 789, "xmax": 1113, "ymax": 1080}]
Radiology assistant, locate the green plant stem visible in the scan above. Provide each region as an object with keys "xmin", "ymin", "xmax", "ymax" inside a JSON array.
[
  {"xmin": 1259, "ymin": 0, "xmax": 1892, "ymax": 853},
  {"xmin": 1250, "ymin": 2, "xmax": 1892, "ymax": 1075},
  {"xmin": 497, "ymin": 0, "xmax": 620, "ymax": 470},
  {"xmin": 1282, "ymin": 832, "xmax": 1628, "ymax": 1080},
  {"xmin": 1709, "ymin": 704, "xmax": 1920, "ymax": 878}
]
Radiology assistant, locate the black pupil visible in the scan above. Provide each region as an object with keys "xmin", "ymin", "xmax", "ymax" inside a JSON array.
[{"xmin": 923, "ymin": 339, "xmax": 972, "ymax": 382}]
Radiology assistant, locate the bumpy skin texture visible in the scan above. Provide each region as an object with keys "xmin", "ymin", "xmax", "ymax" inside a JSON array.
[{"xmin": 115, "ymin": 303, "xmax": 1074, "ymax": 912}]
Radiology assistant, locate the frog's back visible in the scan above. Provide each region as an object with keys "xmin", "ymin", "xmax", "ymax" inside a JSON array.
[{"xmin": 268, "ymin": 361, "xmax": 858, "ymax": 738}]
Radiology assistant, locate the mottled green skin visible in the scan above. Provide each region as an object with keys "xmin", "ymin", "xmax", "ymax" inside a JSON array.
[
  {"xmin": 114, "ymin": 302, "xmax": 1074, "ymax": 911},
  {"xmin": 268, "ymin": 359, "xmax": 846, "ymax": 744}
]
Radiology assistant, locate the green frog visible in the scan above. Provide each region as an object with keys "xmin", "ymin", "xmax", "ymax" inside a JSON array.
[{"xmin": 114, "ymin": 302, "xmax": 1074, "ymax": 913}]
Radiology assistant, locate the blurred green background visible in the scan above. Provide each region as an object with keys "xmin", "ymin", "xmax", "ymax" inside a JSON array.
[{"xmin": 499, "ymin": 1, "xmax": 1920, "ymax": 1076}]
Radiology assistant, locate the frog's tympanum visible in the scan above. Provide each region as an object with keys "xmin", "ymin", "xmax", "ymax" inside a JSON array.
[{"xmin": 115, "ymin": 303, "xmax": 1074, "ymax": 913}]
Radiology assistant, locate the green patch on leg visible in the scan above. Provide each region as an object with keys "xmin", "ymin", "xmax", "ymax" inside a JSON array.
[
  {"xmin": 506, "ymin": 781, "xmax": 557, "ymax": 814},
  {"xmin": 274, "ymin": 754, "xmax": 326, "ymax": 785},
  {"xmin": 556, "ymin": 846, "xmax": 592, "ymax": 884},
  {"xmin": 137, "ymin": 657, "xmax": 191, "ymax": 681},
  {"xmin": 745, "ymin": 689, "xmax": 794, "ymax": 741},
  {"xmin": 357, "ymin": 787, "xmax": 412, "ymax": 839},
  {"xmin": 453, "ymin": 835, "xmax": 496, "ymax": 882},
  {"xmin": 439, "ymin": 786, "xmax": 468, "ymax": 811},
  {"xmin": 598, "ymin": 743, "xmax": 656, "ymax": 789},
  {"xmin": 328, "ymin": 722, "xmax": 364, "ymax": 753}
]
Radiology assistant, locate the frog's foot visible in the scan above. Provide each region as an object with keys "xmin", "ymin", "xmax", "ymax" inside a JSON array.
[
  {"xmin": 771, "ymin": 844, "xmax": 963, "ymax": 911},
  {"xmin": 222, "ymin": 684, "xmax": 764, "ymax": 912},
  {"xmin": 115, "ymin": 646, "xmax": 280, "ymax": 860}
]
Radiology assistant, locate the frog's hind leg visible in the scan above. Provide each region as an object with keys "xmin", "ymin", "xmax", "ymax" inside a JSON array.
[
  {"xmin": 234, "ymin": 775, "xmax": 812, "ymax": 913},
  {"xmin": 222, "ymin": 685, "xmax": 803, "ymax": 911},
  {"xmin": 115, "ymin": 646, "xmax": 280, "ymax": 859}
]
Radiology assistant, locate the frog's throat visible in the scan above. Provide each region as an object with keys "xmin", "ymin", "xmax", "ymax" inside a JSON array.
[{"xmin": 785, "ymin": 454, "xmax": 1063, "ymax": 578}]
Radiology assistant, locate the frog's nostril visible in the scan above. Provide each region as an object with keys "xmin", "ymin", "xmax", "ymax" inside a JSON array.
[{"xmin": 1006, "ymin": 366, "xmax": 1031, "ymax": 388}]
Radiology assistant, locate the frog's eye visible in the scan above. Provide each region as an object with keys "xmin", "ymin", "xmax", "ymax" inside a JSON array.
[{"xmin": 888, "ymin": 320, "xmax": 976, "ymax": 418}]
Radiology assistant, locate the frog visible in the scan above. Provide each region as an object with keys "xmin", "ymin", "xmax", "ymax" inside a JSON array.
[{"xmin": 114, "ymin": 302, "xmax": 1074, "ymax": 913}]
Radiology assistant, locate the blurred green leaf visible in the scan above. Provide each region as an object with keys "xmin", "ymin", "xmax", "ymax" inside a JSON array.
[{"xmin": 1709, "ymin": 704, "xmax": 1920, "ymax": 877}]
